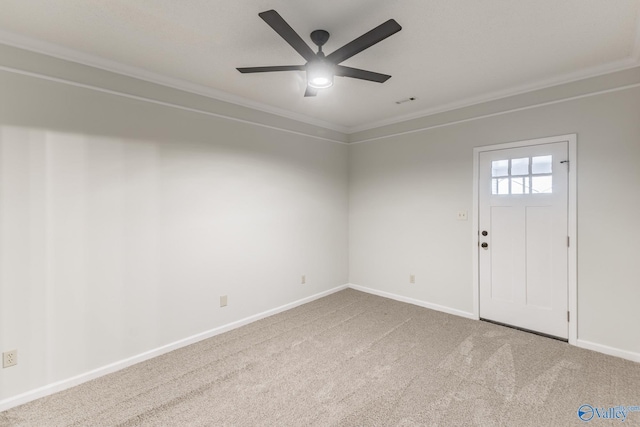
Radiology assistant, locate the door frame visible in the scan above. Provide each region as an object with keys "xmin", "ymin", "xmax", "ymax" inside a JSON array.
[{"xmin": 471, "ymin": 134, "xmax": 577, "ymax": 345}]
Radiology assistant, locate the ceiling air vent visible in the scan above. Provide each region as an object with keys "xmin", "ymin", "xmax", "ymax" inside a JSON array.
[{"xmin": 395, "ymin": 97, "xmax": 416, "ymax": 105}]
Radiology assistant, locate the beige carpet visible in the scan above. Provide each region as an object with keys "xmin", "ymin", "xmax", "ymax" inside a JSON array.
[{"xmin": 2, "ymin": 289, "xmax": 639, "ymax": 426}]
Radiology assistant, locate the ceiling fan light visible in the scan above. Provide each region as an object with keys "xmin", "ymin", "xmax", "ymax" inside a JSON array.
[
  {"xmin": 307, "ymin": 61, "xmax": 334, "ymax": 89},
  {"xmin": 309, "ymin": 76, "xmax": 333, "ymax": 88}
]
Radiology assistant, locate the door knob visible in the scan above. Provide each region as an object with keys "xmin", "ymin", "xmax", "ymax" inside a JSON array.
[
  {"xmin": 481, "ymin": 242, "xmax": 488, "ymax": 249},
  {"xmin": 482, "ymin": 230, "xmax": 488, "ymax": 236}
]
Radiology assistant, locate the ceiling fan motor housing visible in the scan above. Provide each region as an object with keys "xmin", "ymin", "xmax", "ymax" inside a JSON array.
[
  {"xmin": 306, "ymin": 59, "xmax": 335, "ymax": 88},
  {"xmin": 310, "ymin": 30, "xmax": 330, "ymax": 50}
]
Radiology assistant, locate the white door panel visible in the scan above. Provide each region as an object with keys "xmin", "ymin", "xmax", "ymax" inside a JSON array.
[{"xmin": 479, "ymin": 141, "xmax": 569, "ymax": 339}]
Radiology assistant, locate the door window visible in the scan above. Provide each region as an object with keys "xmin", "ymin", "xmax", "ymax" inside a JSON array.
[{"xmin": 491, "ymin": 155, "xmax": 553, "ymax": 195}]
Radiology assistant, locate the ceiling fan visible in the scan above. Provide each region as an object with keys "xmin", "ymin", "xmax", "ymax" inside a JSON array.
[{"xmin": 237, "ymin": 10, "xmax": 402, "ymax": 97}]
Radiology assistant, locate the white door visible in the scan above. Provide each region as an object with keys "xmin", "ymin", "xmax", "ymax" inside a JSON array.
[{"xmin": 479, "ymin": 141, "xmax": 569, "ymax": 339}]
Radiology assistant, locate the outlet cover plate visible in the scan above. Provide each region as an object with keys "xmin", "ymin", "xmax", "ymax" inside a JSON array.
[{"xmin": 3, "ymin": 350, "xmax": 17, "ymax": 368}]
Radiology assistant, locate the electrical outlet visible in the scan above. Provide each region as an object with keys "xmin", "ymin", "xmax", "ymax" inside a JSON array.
[
  {"xmin": 3, "ymin": 350, "xmax": 17, "ymax": 368},
  {"xmin": 301, "ymin": 275, "xmax": 306, "ymax": 284},
  {"xmin": 457, "ymin": 210, "xmax": 468, "ymax": 221},
  {"xmin": 220, "ymin": 295, "xmax": 228, "ymax": 307},
  {"xmin": 409, "ymin": 274, "xmax": 415, "ymax": 284}
]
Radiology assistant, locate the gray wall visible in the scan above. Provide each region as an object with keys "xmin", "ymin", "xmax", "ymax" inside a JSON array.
[
  {"xmin": 1, "ymin": 42, "xmax": 639, "ymax": 407},
  {"xmin": 0, "ymin": 67, "xmax": 349, "ymax": 402},
  {"xmin": 349, "ymin": 85, "xmax": 640, "ymax": 356}
]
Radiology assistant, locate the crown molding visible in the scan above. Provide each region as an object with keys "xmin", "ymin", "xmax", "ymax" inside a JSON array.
[
  {"xmin": 347, "ymin": 56, "xmax": 640, "ymax": 135},
  {"xmin": 350, "ymin": 8, "xmax": 640, "ymax": 136},
  {"xmin": 0, "ymin": 29, "xmax": 350, "ymax": 135},
  {"xmin": 633, "ymin": 8, "xmax": 640, "ymax": 61},
  {"xmin": 1, "ymin": 24, "xmax": 639, "ymax": 138},
  {"xmin": 349, "ymin": 81, "xmax": 640, "ymax": 144},
  {"xmin": 0, "ymin": 63, "xmax": 348, "ymax": 145}
]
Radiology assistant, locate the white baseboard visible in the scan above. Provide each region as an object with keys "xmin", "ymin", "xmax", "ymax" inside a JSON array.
[
  {"xmin": 576, "ymin": 339, "xmax": 640, "ymax": 364},
  {"xmin": 0, "ymin": 284, "xmax": 349, "ymax": 412},
  {"xmin": 348, "ymin": 284, "xmax": 476, "ymax": 320},
  {"xmin": 349, "ymin": 284, "xmax": 640, "ymax": 364},
  {"xmin": 4, "ymin": 284, "xmax": 637, "ymax": 412}
]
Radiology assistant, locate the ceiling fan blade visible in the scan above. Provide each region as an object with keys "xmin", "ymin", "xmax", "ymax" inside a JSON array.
[
  {"xmin": 335, "ymin": 65, "xmax": 391, "ymax": 83},
  {"xmin": 304, "ymin": 86, "xmax": 318, "ymax": 97},
  {"xmin": 259, "ymin": 10, "xmax": 316, "ymax": 62},
  {"xmin": 326, "ymin": 19, "xmax": 401, "ymax": 65},
  {"xmin": 237, "ymin": 65, "xmax": 305, "ymax": 73}
]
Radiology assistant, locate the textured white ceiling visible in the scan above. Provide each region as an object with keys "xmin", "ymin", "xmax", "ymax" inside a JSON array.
[{"xmin": 1, "ymin": 0, "xmax": 639, "ymax": 132}]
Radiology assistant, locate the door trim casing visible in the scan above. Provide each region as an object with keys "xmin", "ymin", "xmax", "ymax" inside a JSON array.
[{"xmin": 472, "ymin": 134, "xmax": 577, "ymax": 345}]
